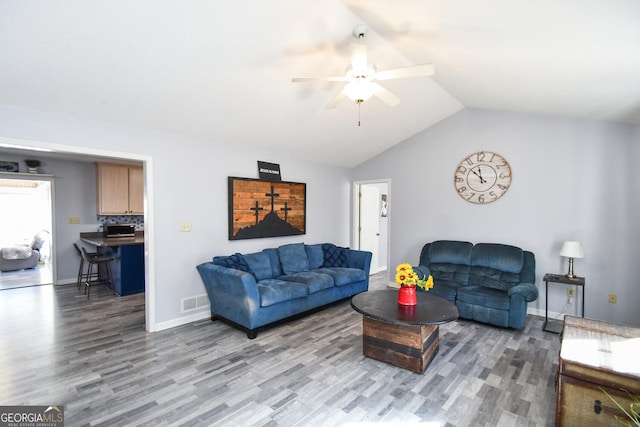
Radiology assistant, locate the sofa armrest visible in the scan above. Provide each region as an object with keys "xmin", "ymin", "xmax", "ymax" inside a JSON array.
[
  {"xmin": 413, "ymin": 265, "xmax": 432, "ymax": 280},
  {"xmin": 196, "ymin": 262, "xmax": 261, "ymax": 314},
  {"xmin": 508, "ymin": 283, "xmax": 538, "ymax": 302},
  {"xmin": 346, "ymin": 249, "xmax": 372, "ymax": 274}
]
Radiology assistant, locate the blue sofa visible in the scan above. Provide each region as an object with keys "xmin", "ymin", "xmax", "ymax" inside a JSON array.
[
  {"xmin": 197, "ymin": 242, "xmax": 372, "ymax": 338},
  {"xmin": 414, "ymin": 240, "xmax": 537, "ymax": 329}
]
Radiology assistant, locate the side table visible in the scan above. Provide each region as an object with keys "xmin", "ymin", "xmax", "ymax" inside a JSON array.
[{"xmin": 543, "ymin": 273, "xmax": 585, "ymax": 333}]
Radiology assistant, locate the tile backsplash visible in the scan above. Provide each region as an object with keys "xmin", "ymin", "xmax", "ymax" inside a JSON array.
[{"xmin": 97, "ymin": 215, "xmax": 144, "ymax": 232}]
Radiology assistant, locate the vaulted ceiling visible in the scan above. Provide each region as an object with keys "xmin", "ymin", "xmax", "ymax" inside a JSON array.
[{"xmin": 0, "ymin": 1, "xmax": 638, "ymax": 167}]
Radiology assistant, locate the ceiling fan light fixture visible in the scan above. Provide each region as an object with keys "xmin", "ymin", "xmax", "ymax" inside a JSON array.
[
  {"xmin": 291, "ymin": 23, "xmax": 433, "ymax": 113},
  {"xmin": 346, "ymin": 62, "xmax": 377, "ymax": 80},
  {"xmin": 344, "ymin": 80, "xmax": 375, "ymax": 102}
]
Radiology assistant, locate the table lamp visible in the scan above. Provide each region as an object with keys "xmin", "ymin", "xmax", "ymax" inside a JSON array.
[{"xmin": 560, "ymin": 241, "xmax": 584, "ymax": 278}]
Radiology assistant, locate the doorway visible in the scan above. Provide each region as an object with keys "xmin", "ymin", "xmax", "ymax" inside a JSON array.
[
  {"xmin": 0, "ymin": 176, "xmax": 54, "ymax": 290},
  {"xmin": 0, "ymin": 137, "xmax": 156, "ymax": 332},
  {"xmin": 353, "ymin": 179, "xmax": 390, "ymax": 274}
]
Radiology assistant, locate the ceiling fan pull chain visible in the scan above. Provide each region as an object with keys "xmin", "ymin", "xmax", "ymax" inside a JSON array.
[{"xmin": 357, "ymin": 99, "xmax": 362, "ymax": 126}]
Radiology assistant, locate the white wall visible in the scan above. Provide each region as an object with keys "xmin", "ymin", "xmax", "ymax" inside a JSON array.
[
  {"xmin": 353, "ymin": 108, "xmax": 640, "ymax": 327},
  {"xmin": 0, "ymin": 104, "xmax": 353, "ymax": 328}
]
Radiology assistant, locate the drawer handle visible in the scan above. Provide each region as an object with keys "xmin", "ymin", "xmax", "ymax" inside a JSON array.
[{"xmin": 594, "ymin": 399, "xmax": 602, "ymax": 414}]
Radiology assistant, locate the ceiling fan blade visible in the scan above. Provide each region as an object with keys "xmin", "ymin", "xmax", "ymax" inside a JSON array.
[
  {"xmin": 349, "ymin": 43, "xmax": 368, "ymax": 70},
  {"xmin": 371, "ymin": 83, "xmax": 401, "ymax": 107},
  {"xmin": 375, "ymin": 63, "xmax": 434, "ymax": 81},
  {"xmin": 292, "ymin": 76, "xmax": 348, "ymax": 83},
  {"xmin": 325, "ymin": 90, "xmax": 347, "ymax": 109}
]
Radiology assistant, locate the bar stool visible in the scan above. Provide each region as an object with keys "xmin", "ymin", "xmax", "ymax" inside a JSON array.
[
  {"xmin": 82, "ymin": 246, "xmax": 114, "ymax": 298},
  {"xmin": 73, "ymin": 243, "xmax": 97, "ymax": 290}
]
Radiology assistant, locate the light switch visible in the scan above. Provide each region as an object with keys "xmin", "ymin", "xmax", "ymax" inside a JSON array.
[
  {"xmin": 180, "ymin": 222, "xmax": 192, "ymax": 232},
  {"xmin": 68, "ymin": 217, "xmax": 80, "ymax": 224}
]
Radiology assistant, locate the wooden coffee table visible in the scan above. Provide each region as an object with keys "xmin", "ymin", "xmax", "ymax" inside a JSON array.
[{"xmin": 351, "ymin": 289, "xmax": 459, "ymax": 374}]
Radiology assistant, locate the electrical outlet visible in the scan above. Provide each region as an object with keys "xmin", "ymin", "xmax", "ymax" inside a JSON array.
[
  {"xmin": 608, "ymin": 293, "xmax": 617, "ymax": 304},
  {"xmin": 68, "ymin": 217, "xmax": 80, "ymax": 224},
  {"xmin": 180, "ymin": 221, "xmax": 191, "ymax": 232},
  {"xmin": 567, "ymin": 287, "xmax": 575, "ymax": 298}
]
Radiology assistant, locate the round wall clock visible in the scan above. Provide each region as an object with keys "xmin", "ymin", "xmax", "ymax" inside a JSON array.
[{"xmin": 454, "ymin": 151, "xmax": 512, "ymax": 204}]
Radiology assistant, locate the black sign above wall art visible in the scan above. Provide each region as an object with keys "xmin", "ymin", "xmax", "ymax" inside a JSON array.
[
  {"xmin": 228, "ymin": 177, "xmax": 306, "ymax": 240},
  {"xmin": 257, "ymin": 161, "xmax": 281, "ymax": 181}
]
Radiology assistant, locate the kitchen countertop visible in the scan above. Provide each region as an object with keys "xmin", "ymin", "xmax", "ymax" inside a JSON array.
[{"xmin": 80, "ymin": 231, "xmax": 144, "ymax": 247}]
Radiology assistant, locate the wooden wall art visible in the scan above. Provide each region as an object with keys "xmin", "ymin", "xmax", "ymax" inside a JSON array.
[{"xmin": 228, "ymin": 177, "xmax": 306, "ymax": 240}]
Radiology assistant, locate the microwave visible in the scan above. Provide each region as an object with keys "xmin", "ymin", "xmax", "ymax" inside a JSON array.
[{"xmin": 104, "ymin": 224, "xmax": 136, "ymax": 238}]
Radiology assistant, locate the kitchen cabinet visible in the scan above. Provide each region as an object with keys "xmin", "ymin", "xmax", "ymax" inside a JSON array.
[
  {"xmin": 96, "ymin": 162, "xmax": 143, "ymax": 215},
  {"xmin": 80, "ymin": 232, "xmax": 145, "ymax": 296}
]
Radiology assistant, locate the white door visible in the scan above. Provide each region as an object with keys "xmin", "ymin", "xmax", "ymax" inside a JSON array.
[{"xmin": 359, "ymin": 185, "xmax": 379, "ymax": 272}]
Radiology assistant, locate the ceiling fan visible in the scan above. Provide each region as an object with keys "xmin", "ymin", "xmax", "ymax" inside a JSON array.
[{"xmin": 292, "ymin": 24, "xmax": 434, "ymax": 110}]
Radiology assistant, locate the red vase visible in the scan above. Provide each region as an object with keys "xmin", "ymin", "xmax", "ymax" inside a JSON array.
[
  {"xmin": 398, "ymin": 286, "xmax": 417, "ymax": 305},
  {"xmin": 398, "ymin": 303, "xmax": 416, "ymax": 321}
]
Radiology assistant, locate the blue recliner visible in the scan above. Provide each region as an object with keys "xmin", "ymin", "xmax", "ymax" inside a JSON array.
[{"xmin": 415, "ymin": 240, "xmax": 538, "ymax": 329}]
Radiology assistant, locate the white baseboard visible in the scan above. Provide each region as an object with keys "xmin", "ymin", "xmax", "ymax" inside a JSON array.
[
  {"xmin": 527, "ymin": 307, "xmax": 545, "ymax": 317},
  {"xmin": 154, "ymin": 310, "xmax": 211, "ymax": 332},
  {"xmin": 151, "ymin": 303, "xmax": 560, "ymax": 333},
  {"xmin": 527, "ymin": 306, "xmax": 581, "ymax": 320}
]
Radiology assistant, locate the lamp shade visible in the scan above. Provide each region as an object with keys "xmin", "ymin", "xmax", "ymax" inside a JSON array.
[{"xmin": 559, "ymin": 241, "xmax": 584, "ymax": 259}]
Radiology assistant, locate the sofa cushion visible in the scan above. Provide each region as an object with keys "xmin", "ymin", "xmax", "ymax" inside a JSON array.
[
  {"xmin": 419, "ymin": 241, "xmax": 473, "ymax": 287},
  {"xmin": 429, "ymin": 263, "xmax": 471, "ymax": 288},
  {"xmin": 423, "ymin": 280, "xmax": 460, "ymax": 302},
  {"xmin": 469, "ymin": 267, "xmax": 523, "ymax": 292},
  {"xmin": 312, "ymin": 267, "xmax": 366, "ymax": 286},
  {"xmin": 263, "ymin": 248, "xmax": 284, "ymax": 277},
  {"xmin": 305, "ymin": 244, "xmax": 324, "ymax": 269},
  {"xmin": 470, "ymin": 244, "xmax": 524, "ymax": 291},
  {"xmin": 457, "ymin": 286, "xmax": 511, "ymax": 310},
  {"xmin": 278, "ymin": 271, "xmax": 334, "ymax": 294},
  {"xmin": 243, "ymin": 251, "xmax": 273, "ymax": 281},
  {"xmin": 212, "ymin": 253, "xmax": 255, "ymax": 278},
  {"xmin": 322, "ymin": 243, "xmax": 348, "ymax": 267},
  {"xmin": 257, "ymin": 279, "xmax": 309, "ymax": 307},
  {"xmin": 278, "ymin": 243, "xmax": 310, "ymax": 274},
  {"xmin": 471, "ymin": 243, "xmax": 523, "ymax": 273},
  {"xmin": 31, "ymin": 231, "xmax": 48, "ymax": 250},
  {"xmin": 1, "ymin": 246, "xmax": 33, "ymax": 260},
  {"xmin": 427, "ymin": 240, "xmax": 473, "ymax": 265}
]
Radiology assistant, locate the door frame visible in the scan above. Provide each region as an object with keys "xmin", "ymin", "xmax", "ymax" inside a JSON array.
[
  {"xmin": 0, "ymin": 136, "xmax": 156, "ymax": 332},
  {"xmin": 352, "ymin": 178, "xmax": 391, "ymax": 275},
  {"xmin": 0, "ymin": 173, "xmax": 56, "ymax": 282}
]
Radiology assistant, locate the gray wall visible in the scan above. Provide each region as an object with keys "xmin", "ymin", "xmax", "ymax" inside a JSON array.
[
  {"xmin": 3, "ymin": 104, "xmax": 639, "ymax": 328},
  {"xmin": 0, "ymin": 104, "xmax": 354, "ymax": 328},
  {"xmin": 353, "ymin": 108, "xmax": 640, "ymax": 326}
]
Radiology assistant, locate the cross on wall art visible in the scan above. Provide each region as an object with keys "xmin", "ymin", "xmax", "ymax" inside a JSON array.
[{"xmin": 228, "ymin": 177, "xmax": 306, "ymax": 240}]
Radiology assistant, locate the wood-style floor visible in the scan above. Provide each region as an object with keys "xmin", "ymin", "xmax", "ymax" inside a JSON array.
[
  {"xmin": 0, "ymin": 273, "xmax": 559, "ymax": 426},
  {"xmin": 0, "ymin": 262, "xmax": 52, "ymax": 290}
]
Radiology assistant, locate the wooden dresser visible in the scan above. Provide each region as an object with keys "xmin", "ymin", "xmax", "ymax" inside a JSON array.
[{"xmin": 556, "ymin": 316, "xmax": 640, "ymax": 426}]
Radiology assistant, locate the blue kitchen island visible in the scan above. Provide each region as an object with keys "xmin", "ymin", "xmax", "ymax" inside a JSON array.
[{"xmin": 80, "ymin": 231, "xmax": 145, "ymax": 296}]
